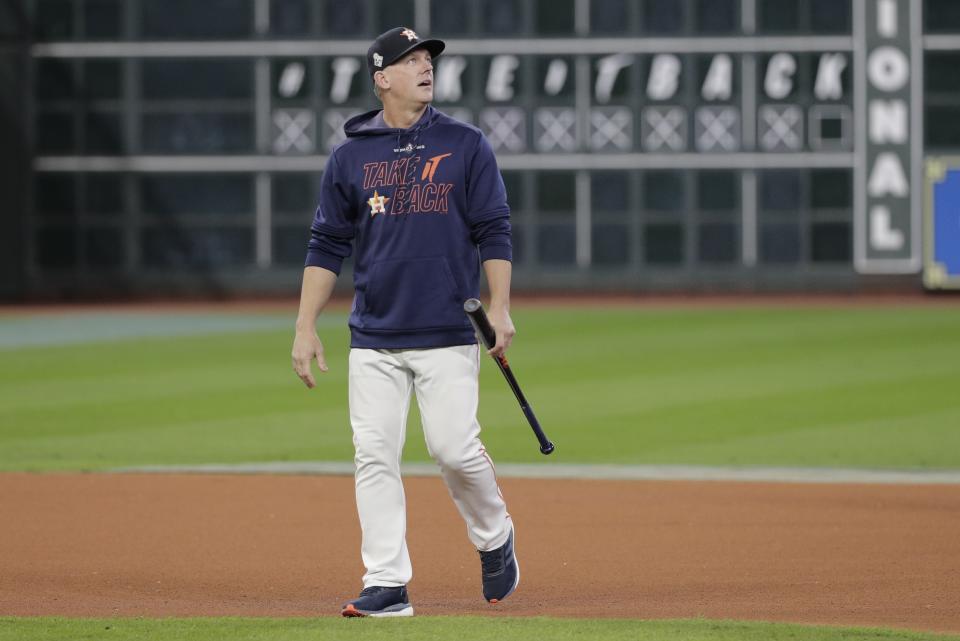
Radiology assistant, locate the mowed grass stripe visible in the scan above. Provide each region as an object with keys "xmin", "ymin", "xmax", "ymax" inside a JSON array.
[
  {"xmin": 0, "ymin": 306, "xmax": 958, "ymax": 471},
  {"xmin": 1, "ymin": 617, "xmax": 958, "ymax": 641},
  {"xmin": 488, "ymin": 307, "xmax": 960, "ymax": 467},
  {"xmin": 542, "ymin": 363, "xmax": 958, "ymax": 466}
]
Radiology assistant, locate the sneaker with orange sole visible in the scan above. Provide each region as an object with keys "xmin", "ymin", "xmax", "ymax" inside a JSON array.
[
  {"xmin": 478, "ymin": 526, "xmax": 519, "ymax": 603},
  {"xmin": 341, "ymin": 585, "xmax": 413, "ymax": 617}
]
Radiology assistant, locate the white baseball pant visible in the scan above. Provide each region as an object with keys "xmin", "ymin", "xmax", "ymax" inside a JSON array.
[{"xmin": 348, "ymin": 344, "xmax": 512, "ymax": 588}]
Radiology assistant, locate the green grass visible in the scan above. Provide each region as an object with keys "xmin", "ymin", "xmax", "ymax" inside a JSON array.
[
  {"xmin": 2, "ymin": 617, "xmax": 957, "ymax": 641},
  {"xmin": 1, "ymin": 305, "xmax": 959, "ymax": 471}
]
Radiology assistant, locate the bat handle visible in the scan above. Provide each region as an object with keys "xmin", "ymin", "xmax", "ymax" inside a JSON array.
[{"xmin": 463, "ymin": 298, "xmax": 497, "ymax": 349}]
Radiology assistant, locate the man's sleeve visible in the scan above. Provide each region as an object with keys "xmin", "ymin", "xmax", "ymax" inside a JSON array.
[
  {"xmin": 466, "ymin": 133, "xmax": 512, "ymax": 262},
  {"xmin": 305, "ymin": 151, "xmax": 355, "ymax": 274}
]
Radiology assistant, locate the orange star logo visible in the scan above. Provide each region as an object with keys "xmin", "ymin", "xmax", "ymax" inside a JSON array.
[
  {"xmin": 400, "ymin": 28, "xmax": 418, "ymax": 41},
  {"xmin": 368, "ymin": 190, "xmax": 390, "ymax": 216}
]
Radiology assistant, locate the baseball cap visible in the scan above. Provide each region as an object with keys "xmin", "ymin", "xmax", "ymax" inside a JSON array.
[{"xmin": 366, "ymin": 27, "xmax": 445, "ymax": 77}]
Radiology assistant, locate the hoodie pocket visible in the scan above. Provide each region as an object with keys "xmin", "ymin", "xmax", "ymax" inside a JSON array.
[{"xmin": 361, "ymin": 256, "xmax": 466, "ymax": 331}]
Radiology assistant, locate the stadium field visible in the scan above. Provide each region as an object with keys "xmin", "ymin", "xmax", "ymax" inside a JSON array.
[
  {"xmin": 1, "ymin": 301, "xmax": 958, "ymax": 472},
  {"xmin": 1, "ymin": 300, "xmax": 959, "ymax": 641}
]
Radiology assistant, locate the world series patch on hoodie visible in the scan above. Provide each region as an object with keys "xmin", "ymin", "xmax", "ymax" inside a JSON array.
[{"xmin": 306, "ymin": 106, "xmax": 513, "ymax": 349}]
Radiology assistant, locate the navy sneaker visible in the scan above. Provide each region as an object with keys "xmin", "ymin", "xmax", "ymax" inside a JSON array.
[
  {"xmin": 341, "ymin": 585, "xmax": 413, "ymax": 617},
  {"xmin": 478, "ymin": 526, "xmax": 519, "ymax": 603}
]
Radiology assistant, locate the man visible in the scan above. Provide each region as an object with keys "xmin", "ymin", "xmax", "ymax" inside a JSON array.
[{"xmin": 291, "ymin": 27, "xmax": 519, "ymax": 618}]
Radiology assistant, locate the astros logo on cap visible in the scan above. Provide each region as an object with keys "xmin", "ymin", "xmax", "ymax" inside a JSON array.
[{"xmin": 400, "ymin": 28, "xmax": 418, "ymax": 41}]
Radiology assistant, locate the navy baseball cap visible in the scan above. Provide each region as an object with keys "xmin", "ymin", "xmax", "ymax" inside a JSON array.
[{"xmin": 366, "ymin": 27, "xmax": 445, "ymax": 77}]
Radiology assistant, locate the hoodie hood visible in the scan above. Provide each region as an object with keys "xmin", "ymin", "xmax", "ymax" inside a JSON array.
[
  {"xmin": 344, "ymin": 105, "xmax": 440, "ymax": 137},
  {"xmin": 343, "ymin": 106, "xmax": 441, "ymax": 155}
]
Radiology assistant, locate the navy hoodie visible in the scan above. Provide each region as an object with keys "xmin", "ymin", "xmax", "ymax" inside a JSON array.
[{"xmin": 305, "ymin": 106, "xmax": 512, "ymax": 349}]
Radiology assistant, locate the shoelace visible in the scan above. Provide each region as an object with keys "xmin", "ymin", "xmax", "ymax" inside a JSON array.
[
  {"xmin": 359, "ymin": 586, "xmax": 390, "ymax": 597},
  {"xmin": 479, "ymin": 547, "xmax": 504, "ymax": 576}
]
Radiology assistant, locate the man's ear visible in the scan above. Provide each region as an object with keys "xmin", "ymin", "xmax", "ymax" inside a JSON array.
[{"xmin": 374, "ymin": 71, "xmax": 389, "ymax": 91}]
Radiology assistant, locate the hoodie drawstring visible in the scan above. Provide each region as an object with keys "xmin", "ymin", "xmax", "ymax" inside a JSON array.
[{"xmin": 396, "ymin": 121, "xmax": 423, "ymax": 154}]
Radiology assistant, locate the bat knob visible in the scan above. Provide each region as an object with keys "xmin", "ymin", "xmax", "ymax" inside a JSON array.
[{"xmin": 540, "ymin": 442, "xmax": 555, "ymax": 455}]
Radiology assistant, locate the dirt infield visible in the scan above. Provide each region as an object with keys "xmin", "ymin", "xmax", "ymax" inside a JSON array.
[{"xmin": 1, "ymin": 473, "xmax": 958, "ymax": 633}]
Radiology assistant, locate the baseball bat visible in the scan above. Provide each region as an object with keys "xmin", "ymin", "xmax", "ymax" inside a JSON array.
[{"xmin": 463, "ymin": 299, "xmax": 555, "ymax": 456}]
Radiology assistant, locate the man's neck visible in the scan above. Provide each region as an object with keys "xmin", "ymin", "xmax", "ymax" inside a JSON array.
[{"xmin": 382, "ymin": 103, "xmax": 429, "ymax": 129}]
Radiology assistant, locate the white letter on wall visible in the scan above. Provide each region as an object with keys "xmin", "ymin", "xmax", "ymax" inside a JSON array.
[
  {"xmin": 486, "ymin": 55, "xmax": 520, "ymax": 102},
  {"xmin": 867, "ymin": 46, "xmax": 909, "ymax": 92},
  {"xmin": 878, "ymin": 0, "xmax": 898, "ymax": 38},
  {"xmin": 867, "ymin": 152, "xmax": 909, "ymax": 197},
  {"xmin": 595, "ymin": 54, "xmax": 634, "ymax": 104},
  {"xmin": 870, "ymin": 206, "xmax": 905, "ymax": 250},
  {"xmin": 330, "ymin": 57, "xmax": 361, "ymax": 104},
  {"xmin": 869, "ymin": 100, "xmax": 908, "ymax": 144},
  {"xmin": 814, "ymin": 53, "xmax": 847, "ymax": 100},
  {"xmin": 701, "ymin": 54, "xmax": 732, "ymax": 101},
  {"xmin": 435, "ymin": 56, "xmax": 468, "ymax": 102},
  {"xmin": 544, "ymin": 59, "xmax": 568, "ymax": 96},
  {"xmin": 647, "ymin": 54, "xmax": 681, "ymax": 101}
]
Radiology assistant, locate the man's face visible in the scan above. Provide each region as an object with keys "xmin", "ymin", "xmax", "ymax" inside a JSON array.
[{"xmin": 379, "ymin": 48, "xmax": 434, "ymax": 104}]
